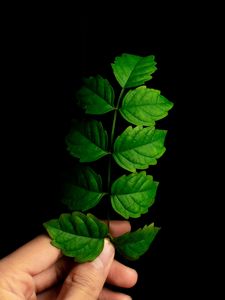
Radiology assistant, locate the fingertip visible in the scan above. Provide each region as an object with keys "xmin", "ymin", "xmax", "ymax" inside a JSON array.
[
  {"xmin": 94, "ymin": 239, "xmax": 115, "ymax": 270},
  {"xmin": 107, "ymin": 260, "xmax": 138, "ymax": 288},
  {"xmin": 99, "ymin": 288, "xmax": 133, "ymax": 300},
  {"xmin": 109, "ymin": 221, "xmax": 131, "ymax": 237},
  {"xmin": 126, "ymin": 267, "xmax": 138, "ymax": 288}
]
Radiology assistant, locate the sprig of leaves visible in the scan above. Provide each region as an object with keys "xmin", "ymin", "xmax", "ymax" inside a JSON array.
[{"xmin": 44, "ymin": 53, "xmax": 173, "ymax": 262}]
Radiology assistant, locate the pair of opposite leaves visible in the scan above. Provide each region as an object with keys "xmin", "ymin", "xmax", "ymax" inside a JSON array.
[{"xmin": 44, "ymin": 53, "xmax": 173, "ymax": 263}]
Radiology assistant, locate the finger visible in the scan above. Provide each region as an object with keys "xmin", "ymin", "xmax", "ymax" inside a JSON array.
[
  {"xmin": 1, "ymin": 235, "xmax": 61, "ymax": 276},
  {"xmin": 99, "ymin": 288, "xmax": 132, "ymax": 300},
  {"xmin": 57, "ymin": 239, "xmax": 115, "ymax": 300},
  {"xmin": 108, "ymin": 220, "xmax": 131, "ymax": 237},
  {"xmin": 37, "ymin": 286, "xmax": 61, "ymax": 300},
  {"xmin": 34, "ymin": 257, "xmax": 74, "ymax": 294},
  {"xmin": 34, "ymin": 256, "xmax": 137, "ymax": 294},
  {"xmin": 107, "ymin": 259, "xmax": 138, "ymax": 288},
  {"xmin": 37, "ymin": 287, "xmax": 132, "ymax": 300},
  {"xmin": 37, "ymin": 286, "xmax": 133, "ymax": 300}
]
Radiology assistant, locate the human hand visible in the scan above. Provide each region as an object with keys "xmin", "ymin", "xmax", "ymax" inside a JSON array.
[{"xmin": 0, "ymin": 221, "xmax": 137, "ymax": 299}]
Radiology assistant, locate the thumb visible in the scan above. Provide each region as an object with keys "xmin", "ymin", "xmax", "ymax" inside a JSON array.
[{"xmin": 57, "ymin": 239, "xmax": 115, "ymax": 300}]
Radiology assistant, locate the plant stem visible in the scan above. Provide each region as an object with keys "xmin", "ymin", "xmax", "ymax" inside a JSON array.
[
  {"xmin": 106, "ymin": 88, "xmax": 125, "ymax": 224},
  {"xmin": 110, "ymin": 89, "xmax": 125, "ymax": 148}
]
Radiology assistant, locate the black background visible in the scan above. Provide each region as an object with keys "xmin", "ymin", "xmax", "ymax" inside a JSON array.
[{"xmin": 1, "ymin": 4, "xmax": 221, "ymax": 299}]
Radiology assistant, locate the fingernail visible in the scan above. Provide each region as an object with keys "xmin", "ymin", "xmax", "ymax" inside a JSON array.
[
  {"xmin": 99, "ymin": 239, "xmax": 115, "ymax": 266},
  {"xmin": 92, "ymin": 239, "xmax": 114, "ymax": 270}
]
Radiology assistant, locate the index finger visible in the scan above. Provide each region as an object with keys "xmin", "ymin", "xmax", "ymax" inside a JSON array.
[
  {"xmin": 0, "ymin": 221, "xmax": 131, "ymax": 276},
  {"xmin": 1, "ymin": 234, "xmax": 61, "ymax": 276}
]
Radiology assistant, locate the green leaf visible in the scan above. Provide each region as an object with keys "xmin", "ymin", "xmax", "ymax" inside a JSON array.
[
  {"xmin": 113, "ymin": 223, "xmax": 160, "ymax": 260},
  {"xmin": 113, "ymin": 125, "xmax": 167, "ymax": 172},
  {"xmin": 111, "ymin": 53, "xmax": 157, "ymax": 88},
  {"xmin": 62, "ymin": 166, "xmax": 105, "ymax": 211},
  {"xmin": 43, "ymin": 212, "xmax": 108, "ymax": 263},
  {"xmin": 77, "ymin": 75, "xmax": 115, "ymax": 114},
  {"xmin": 65, "ymin": 119, "xmax": 109, "ymax": 162},
  {"xmin": 111, "ymin": 171, "xmax": 158, "ymax": 219},
  {"xmin": 120, "ymin": 86, "xmax": 174, "ymax": 126}
]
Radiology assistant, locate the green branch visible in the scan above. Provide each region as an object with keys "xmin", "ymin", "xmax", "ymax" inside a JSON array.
[{"xmin": 44, "ymin": 53, "xmax": 173, "ymax": 264}]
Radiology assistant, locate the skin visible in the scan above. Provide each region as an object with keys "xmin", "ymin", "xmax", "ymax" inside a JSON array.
[{"xmin": 0, "ymin": 221, "xmax": 138, "ymax": 300}]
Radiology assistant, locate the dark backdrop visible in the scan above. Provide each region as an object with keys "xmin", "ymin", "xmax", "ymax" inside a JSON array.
[{"xmin": 1, "ymin": 5, "xmax": 221, "ymax": 299}]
